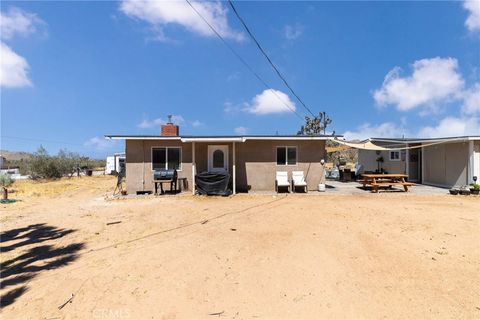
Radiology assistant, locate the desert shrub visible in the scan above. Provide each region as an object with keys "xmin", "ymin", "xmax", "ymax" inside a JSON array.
[
  {"xmin": 0, "ymin": 172, "xmax": 15, "ymax": 188},
  {"xmin": 24, "ymin": 146, "xmax": 81, "ymax": 179},
  {"xmin": 10, "ymin": 146, "xmax": 107, "ymax": 180},
  {"xmin": 0, "ymin": 172, "xmax": 15, "ymax": 199},
  {"xmin": 87, "ymin": 159, "xmax": 106, "ymax": 169}
]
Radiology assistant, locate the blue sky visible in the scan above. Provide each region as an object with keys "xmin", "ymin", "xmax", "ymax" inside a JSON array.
[{"xmin": 1, "ymin": 1, "xmax": 479, "ymax": 158}]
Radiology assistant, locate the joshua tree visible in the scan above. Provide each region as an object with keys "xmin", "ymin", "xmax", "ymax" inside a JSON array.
[
  {"xmin": 297, "ymin": 112, "xmax": 333, "ymax": 135},
  {"xmin": 0, "ymin": 173, "xmax": 15, "ymax": 200}
]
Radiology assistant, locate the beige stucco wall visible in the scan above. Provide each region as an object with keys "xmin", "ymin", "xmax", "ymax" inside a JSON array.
[
  {"xmin": 125, "ymin": 139, "xmax": 326, "ymax": 193},
  {"xmin": 358, "ymin": 143, "xmax": 407, "ymax": 174},
  {"xmin": 236, "ymin": 140, "xmax": 326, "ymax": 191},
  {"xmin": 423, "ymin": 142, "xmax": 469, "ymax": 187},
  {"xmin": 125, "ymin": 139, "xmax": 193, "ymax": 194}
]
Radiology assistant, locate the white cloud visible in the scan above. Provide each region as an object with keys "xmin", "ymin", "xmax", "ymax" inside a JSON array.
[
  {"xmin": 234, "ymin": 126, "xmax": 248, "ymax": 135},
  {"xmin": 138, "ymin": 118, "xmax": 163, "ymax": 129},
  {"xmin": 284, "ymin": 24, "xmax": 303, "ymax": 40},
  {"xmin": 245, "ymin": 89, "xmax": 296, "ymax": 115},
  {"xmin": 120, "ymin": 0, "xmax": 243, "ymax": 42},
  {"xmin": 85, "ymin": 136, "xmax": 117, "ymax": 151},
  {"xmin": 463, "ymin": 0, "xmax": 480, "ymax": 32},
  {"xmin": 343, "ymin": 122, "xmax": 405, "ymax": 140},
  {"xmin": 345, "ymin": 116, "xmax": 480, "ymax": 141},
  {"xmin": 137, "ymin": 114, "xmax": 186, "ymax": 128},
  {"xmin": 373, "ymin": 57, "xmax": 465, "ymax": 111},
  {"xmin": 0, "ymin": 42, "xmax": 31, "ymax": 88},
  {"xmin": 0, "ymin": 7, "xmax": 45, "ymax": 89},
  {"xmin": 418, "ymin": 116, "xmax": 480, "ymax": 138},
  {"xmin": 0, "ymin": 7, "xmax": 45, "ymax": 40},
  {"xmin": 224, "ymin": 101, "xmax": 242, "ymax": 113},
  {"xmin": 226, "ymin": 72, "xmax": 240, "ymax": 82},
  {"xmin": 462, "ymin": 83, "xmax": 480, "ymax": 114},
  {"xmin": 191, "ymin": 120, "xmax": 203, "ymax": 127}
]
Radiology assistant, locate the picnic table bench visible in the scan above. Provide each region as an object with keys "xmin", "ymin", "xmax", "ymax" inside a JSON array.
[{"xmin": 361, "ymin": 173, "xmax": 414, "ymax": 193}]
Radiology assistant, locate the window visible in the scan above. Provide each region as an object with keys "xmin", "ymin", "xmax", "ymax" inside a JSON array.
[
  {"xmin": 152, "ymin": 147, "xmax": 182, "ymax": 170},
  {"xmin": 389, "ymin": 150, "xmax": 400, "ymax": 161},
  {"xmin": 276, "ymin": 147, "xmax": 297, "ymax": 165},
  {"xmin": 213, "ymin": 149, "xmax": 224, "ymax": 168}
]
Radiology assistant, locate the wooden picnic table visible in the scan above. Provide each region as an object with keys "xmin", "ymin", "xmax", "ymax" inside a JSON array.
[{"xmin": 360, "ymin": 173, "xmax": 414, "ymax": 193}]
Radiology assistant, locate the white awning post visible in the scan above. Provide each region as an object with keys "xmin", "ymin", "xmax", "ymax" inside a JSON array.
[
  {"xmin": 421, "ymin": 145, "xmax": 425, "ymax": 184},
  {"xmin": 405, "ymin": 144, "xmax": 409, "ymax": 178},
  {"xmin": 468, "ymin": 141, "xmax": 474, "ymax": 184},
  {"xmin": 233, "ymin": 142, "xmax": 236, "ymax": 195},
  {"xmin": 192, "ymin": 141, "xmax": 196, "ymax": 195}
]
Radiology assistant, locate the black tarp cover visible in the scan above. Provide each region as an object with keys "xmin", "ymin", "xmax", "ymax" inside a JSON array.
[{"xmin": 195, "ymin": 172, "xmax": 231, "ymax": 196}]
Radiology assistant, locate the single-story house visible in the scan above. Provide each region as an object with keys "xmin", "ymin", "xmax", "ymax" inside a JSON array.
[
  {"xmin": 358, "ymin": 136, "xmax": 480, "ymax": 188},
  {"xmin": 106, "ymin": 122, "xmax": 335, "ymax": 194}
]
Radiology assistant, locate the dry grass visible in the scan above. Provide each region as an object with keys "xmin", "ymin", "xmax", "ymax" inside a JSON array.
[
  {"xmin": 11, "ymin": 175, "xmax": 116, "ymax": 198},
  {"xmin": 1, "ymin": 175, "xmax": 479, "ymax": 319}
]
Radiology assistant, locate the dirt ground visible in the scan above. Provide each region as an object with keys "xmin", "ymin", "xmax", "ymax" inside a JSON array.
[{"xmin": 1, "ymin": 176, "xmax": 479, "ymax": 319}]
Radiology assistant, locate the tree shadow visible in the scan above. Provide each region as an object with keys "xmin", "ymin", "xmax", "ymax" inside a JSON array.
[
  {"xmin": 1, "ymin": 224, "xmax": 84, "ymax": 308},
  {"xmin": 1, "ymin": 223, "xmax": 75, "ymax": 252}
]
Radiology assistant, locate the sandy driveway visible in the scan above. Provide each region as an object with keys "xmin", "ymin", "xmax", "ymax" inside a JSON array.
[{"xmin": 1, "ymin": 176, "xmax": 479, "ymax": 319}]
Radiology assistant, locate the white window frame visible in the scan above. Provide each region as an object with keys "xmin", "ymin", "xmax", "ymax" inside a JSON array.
[
  {"xmin": 151, "ymin": 146, "xmax": 182, "ymax": 171},
  {"xmin": 276, "ymin": 146, "xmax": 298, "ymax": 166},
  {"xmin": 389, "ymin": 150, "xmax": 401, "ymax": 161}
]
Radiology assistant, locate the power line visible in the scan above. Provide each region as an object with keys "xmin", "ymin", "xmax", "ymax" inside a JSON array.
[
  {"xmin": 228, "ymin": 0, "xmax": 315, "ymax": 117},
  {"xmin": 1, "ymin": 135, "xmax": 85, "ymax": 147},
  {"xmin": 184, "ymin": 0, "xmax": 304, "ymax": 120}
]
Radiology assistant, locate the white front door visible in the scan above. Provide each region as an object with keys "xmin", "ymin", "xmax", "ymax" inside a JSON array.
[{"xmin": 208, "ymin": 145, "xmax": 228, "ymax": 173}]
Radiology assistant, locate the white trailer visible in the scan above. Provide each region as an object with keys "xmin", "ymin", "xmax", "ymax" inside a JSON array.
[{"xmin": 105, "ymin": 153, "xmax": 125, "ymax": 175}]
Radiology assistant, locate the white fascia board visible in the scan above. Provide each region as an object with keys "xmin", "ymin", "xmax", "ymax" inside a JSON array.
[
  {"xmin": 105, "ymin": 135, "xmax": 336, "ymax": 142},
  {"xmin": 244, "ymin": 136, "xmax": 332, "ymax": 141},
  {"xmin": 181, "ymin": 137, "xmax": 245, "ymax": 142},
  {"xmin": 105, "ymin": 136, "xmax": 181, "ymax": 140}
]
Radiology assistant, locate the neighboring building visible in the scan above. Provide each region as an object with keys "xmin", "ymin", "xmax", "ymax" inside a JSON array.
[
  {"xmin": 358, "ymin": 136, "xmax": 480, "ymax": 188},
  {"xmin": 0, "ymin": 168, "xmax": 29, "ymax": 180},
  {"xmin": 106, "ymin": 122, "xmax": 335, "ymax": 194},
  {"xmin": 105, "ymin": 153, "xmax": 126, "ymax": 175}
]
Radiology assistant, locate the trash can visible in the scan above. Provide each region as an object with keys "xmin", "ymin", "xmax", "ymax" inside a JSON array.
[{"xmin": 85, "ymin": 169, "xmax": 93, "ymax": 176}]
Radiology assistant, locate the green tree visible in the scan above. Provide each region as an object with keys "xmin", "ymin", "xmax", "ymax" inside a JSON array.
[
  {"xmin": 297, "ymin": 112, "xmax": 333, "ymax": 135},
  {"xmin": 25, "ymin": 146, "xmax": 79, "ymax": 179},
  {"xmin": 0, "ymin": 173, "xmax": 15, "ymax": 200}
]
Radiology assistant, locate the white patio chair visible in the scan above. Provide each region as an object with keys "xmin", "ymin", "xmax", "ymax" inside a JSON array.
[
  {"xmin": 275, "ymin": 171, "xmax": 290, "ymax": 193},
  {"xmin": 292, "ymin": 171, "xmax": 308, "ymax": 193}
]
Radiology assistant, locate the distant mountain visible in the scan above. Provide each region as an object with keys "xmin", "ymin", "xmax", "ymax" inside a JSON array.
[{"xmin": 0, "ymin": 150, "xmax": 32, "ymax": 161}]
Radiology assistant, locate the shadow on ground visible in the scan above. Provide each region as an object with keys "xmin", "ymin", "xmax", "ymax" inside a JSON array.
[{"xmin": 0, "ymin": 224, "xmax": 84, "ymax": 307}]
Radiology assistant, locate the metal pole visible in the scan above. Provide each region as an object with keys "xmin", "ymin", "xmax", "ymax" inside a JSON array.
[
  {"xmin": 468, "ymin": 141, "xmax": 474, "ymax": 184},
  {"xmin": 233, "ymin": 142, "xmax": 236, "ymax": 195},
  {"xmin": 192, "ymin": 141, "xmax": 196, "ymax": 195},
  {"xmin": 405, "ymin": 144, "xmax": 409, "ymax": 178}
]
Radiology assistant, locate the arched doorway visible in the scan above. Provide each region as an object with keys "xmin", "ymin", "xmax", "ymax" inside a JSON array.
[{"xmin": 208, "ymin": 145, "xmax": 228, "ymax": 173}]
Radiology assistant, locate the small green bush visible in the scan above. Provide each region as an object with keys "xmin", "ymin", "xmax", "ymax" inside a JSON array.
[
  {"xmin": 470, "ymin": 183, "xmax": 480, "ymax": 190},
  {"xmin": 0, "ymin": 172, "xmax": 15, "ymax": 188},
  {"xmin": 0, "ymin": 172, "xmax": 15, "ymax": 200}
]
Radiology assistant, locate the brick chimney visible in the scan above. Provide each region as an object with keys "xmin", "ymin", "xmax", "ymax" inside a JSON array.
[{"xmin": 161, "ymin": 115, "xmax": 179, "ymax": 136}]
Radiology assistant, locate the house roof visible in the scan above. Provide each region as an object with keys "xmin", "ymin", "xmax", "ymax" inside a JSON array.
[
  {"xmin": 369, "ymin": 136, "xmax": 480, "ymax": 144},
  {"xmin": 104, "ymin": 134, "xmax": 341, "ymax": 142}
]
